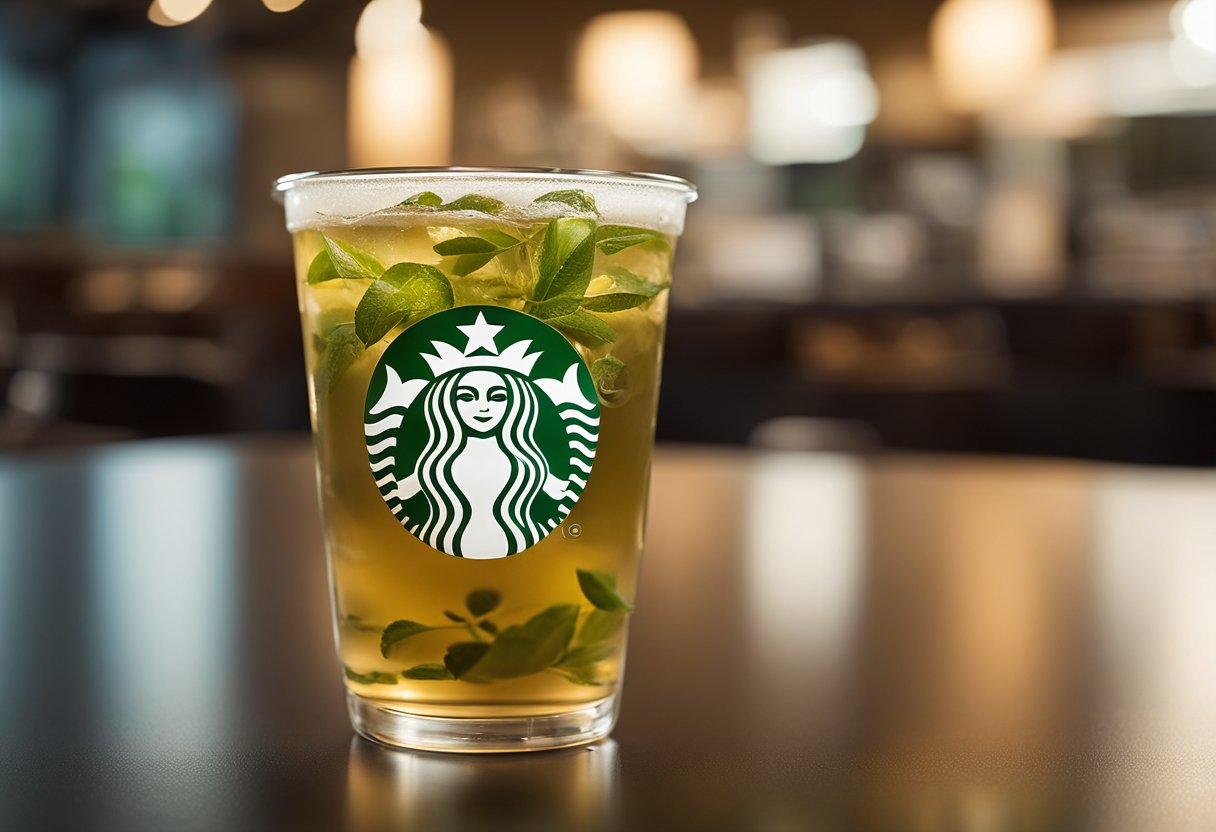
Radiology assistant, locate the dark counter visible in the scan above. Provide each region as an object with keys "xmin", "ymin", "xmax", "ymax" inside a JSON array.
[{"xmin": 1, "ymin": 438, "xmax": 1214, "ymax": 830}]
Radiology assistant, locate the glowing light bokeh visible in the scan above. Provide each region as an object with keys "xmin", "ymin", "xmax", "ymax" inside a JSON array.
[
  {"xmin": 931, "ymin": 0, "xmax": 1055, "ymax": 112},
  {"xmin": 1173, "ymin": 0, "xmax": 1216, "ymax": 52},
  {"xmin": 746, "ymin": 41, "xmax": 877, "ymax": 165},
  {"xmin": 149, "ymin": 0, "xmax": 213, "ymax": 26},
  {"xmin": 263, "ymin": 0, "xmax": 307, "ymax": 12},
  {"xmin": 574, "ymin": 11, "xmax": 700, "ymax": 152},
  {"xmin": 355, "ymin": 0, "xmax": 425, "ymax": 61},
  {"xmin": 348, "ymin": 29, "xmax": 452, "ymax": 167}
]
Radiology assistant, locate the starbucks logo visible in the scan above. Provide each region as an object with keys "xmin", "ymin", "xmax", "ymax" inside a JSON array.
[{"xmin": 364, "ymin": 305, "xmax": 600, "ymax": 559}]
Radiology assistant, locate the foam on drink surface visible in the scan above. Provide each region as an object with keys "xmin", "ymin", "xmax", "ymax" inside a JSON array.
[{"xmin": 281, "ymin": 172, "xmax": 693, "ymax": 236}]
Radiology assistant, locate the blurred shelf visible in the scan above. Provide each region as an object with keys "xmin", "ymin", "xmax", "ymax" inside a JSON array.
[{"xmin": 660, "ymin": 300, "xmax": 1216, "ymax": 466}]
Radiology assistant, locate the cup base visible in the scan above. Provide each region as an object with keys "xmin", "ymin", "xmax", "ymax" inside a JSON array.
[{"xmin": 347, "ymin": 691, "xmax": 619, "ymax": 753}]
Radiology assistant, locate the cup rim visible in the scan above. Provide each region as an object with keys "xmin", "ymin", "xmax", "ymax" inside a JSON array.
[{"xmin": 273, "ymin": 166, "xmax": 697, "ymax": 204}]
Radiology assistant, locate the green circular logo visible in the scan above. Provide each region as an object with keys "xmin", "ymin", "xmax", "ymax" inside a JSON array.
[{"xmin": 364, "ymin": 305, "xmax": 600, "ymax": 559}]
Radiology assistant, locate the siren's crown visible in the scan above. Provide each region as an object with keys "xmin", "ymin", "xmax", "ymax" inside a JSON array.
[
  {"xmin": 421, "ymin": 312, "xmax": 542, "ymax": 377},
  {"xmin": 368, "ymin": 309, "xmax": 595, "ymax": 415}
]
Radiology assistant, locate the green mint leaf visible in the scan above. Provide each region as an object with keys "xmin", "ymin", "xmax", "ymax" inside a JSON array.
[
  {"xmin": 380, "ymin": 619, "xmax": 433, "ymax": 658},
  {"xmin": 398, "ymin": 191, "xmax": 443, "ymax": 208},
  {"xmin": 477, "ymin": 229, "xmax": 522, "ymax": 249},
  {"xmin": 440, "ymin": 194, "xmax": 504, "ymax": 214},
  {"xmin": 578, "ymin": 609, "xmax": 626, "ymax": 645},
  {"xmin": 444, "ymin": 641, "xmax": 491, "ymax": 679},
  {"xmin": 556, "ymin": 642, "xmax": 617, "ymax": 686},
  {"xmin": 557, "ymin": 643, "xmax": 612, "ymax": 671},
  {"xmin": 402, "ymin": 663, "xmax": 453, "ymax": 680},
  {"xmin": 343, "ymin": 614, "xmax": 382, "ymax": 633},
  {"xmin": 590, "ymin": 356, "xmax": 627, "ymax": 395},
  {"xmin": 344, "ymin": 666, "xmax": 397, "ymax": 685},
  {"xmin": 466, "ymin": 589, "xmax": 500, "ymax": 617},
  {"xmin": 433, "ymin": 236, "xmax": 499, "ymax": 256},
  {"xmin": 561, "ymin": 672, "xmax": 608, "ymax": 686},
  {"xmin": 581, "ymin": 292, "xmax": 652, "ymax": 313},
  {"xmin": 548, "ymin": 309, "xmax": 617, "ymax": 347},
  {"xmin": 576, "ymin": 569, "xmax": 633, "ymax": 612},
  {"xmin": 314, "ymin": 323, "xmax": 364, "ymax": 398},
  {"xmin": 451, "ymin": 252, "xmax": 497, "ymax": 277},
  {"xmin": 605, "ymin": 266, "xmax": 667, "ymax": 297},
  {"xmin": 532, "ymin": 217, "xmax": 597, "ymax": 301},
  {"xmin": 306, "ymin": 249, "xmax": 340, "ymax": 284},
  {"xmin": 554, "ymin": 644, "xmax": 613, "ymax": 687},
  {"xmin": 443, "ymin": 610, "xmax": 467, "ymax": 623},
  {"xmin": 323, "ymin": 235, "xmax": 384, "ymax": 280},
  {"xmin": 354, "ymin": 262, "xmax": 454, "ymax": 346},
  {"xmin": 595, "ymin": 224, "xmax": 668, "ymax": 256},
  {"xmin": 534, "ymin": 189, "xmax": 598, "ymax": 214},
  {"xmin": 436, "ymin": 230, "xmax": 523, "ymax": 277},
  {"xmin": 526, "ymin": 297, "xmax": 583, "ymax": 320},
  {"xmin": 467, "ymin": 604, "xmax": 580, "ymax": 680},
  {"xmin": 478, "ymin": 620, "xmax": 499, "ymax": 635}
]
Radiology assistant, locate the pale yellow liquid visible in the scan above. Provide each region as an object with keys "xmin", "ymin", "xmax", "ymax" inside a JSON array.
[{"xmin": 292, "ymin": 214, "xmax": 673, "ymax": 717}]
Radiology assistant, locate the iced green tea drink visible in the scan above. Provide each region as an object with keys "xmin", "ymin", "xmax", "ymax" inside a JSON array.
[{"xmin": 275, "ymin": 169, "xmax": 695, "ymax": 751}]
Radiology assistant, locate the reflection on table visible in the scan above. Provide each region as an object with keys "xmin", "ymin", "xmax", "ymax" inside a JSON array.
[
  {"xmin": 0, "ymin": 440, "xmax": 1214, "ymax": 830},
  {"xmin": 347, "ymin": 738, "xmax": 617, "ymax": 832}
]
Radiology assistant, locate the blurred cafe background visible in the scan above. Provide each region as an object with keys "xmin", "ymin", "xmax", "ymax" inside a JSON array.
[{"xmin": 1, "ymin": 0, "xmax": 1214, "ymax": 465}]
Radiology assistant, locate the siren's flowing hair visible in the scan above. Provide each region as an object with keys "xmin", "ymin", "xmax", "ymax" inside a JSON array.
[{"xmin": 412, "ymin": 369, "xmax": 551, "ymax": 557}]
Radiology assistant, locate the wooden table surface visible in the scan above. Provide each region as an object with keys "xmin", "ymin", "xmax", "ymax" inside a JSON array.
[{"xmin": 1, "ymin": 438, "xmax": 1214, "ymax": 831}]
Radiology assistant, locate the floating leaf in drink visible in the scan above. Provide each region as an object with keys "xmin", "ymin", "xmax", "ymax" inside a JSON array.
[
  {"xmin": 313, "ymin": 323, "xmax": 363, "ymax": 397},
  {"xmin": 595, "ymin": 224, "xmax": 670, "ymax": 255},
  {"xmin": 577, "ymin": 569, "xmax": 634, "ymax": 612},
  {"xmin": 354, "ymin": 263, "xmax": 454, "ymax": 346},
  {"xmin": 402, "ymin": 664, "xmax": 452, "ymax": 680},
  {"xmin": 440, "ymin": 193, "xmax": 504, "ymax": 214},
  {"xmin": 533, "ymin": 217, "xmax": 598, "ymax": 301},
  {"xmin": 380, "ymin": 619, "xmax": 433, "ymax": 658},
  {"xmin": 345, "ymin": 666, "xmax": 398, "ymax": 685},
  {"xmin": 534, "ymin": 189, "xmax": 599, "ymax": 214},
  {"xmin": 433, "ymin": 229, "xmax": 523, "ymax": 276},
  {"xmin": 323, "ymin": 235, "xmax": 385, "ymax": 280},
  {"xmin": 398, "ymin": 191, "xmax": 443, "ymax": 208},
  {"xmin": 466, "ymin": 589, "xmax": 500, "ymax": 617}
]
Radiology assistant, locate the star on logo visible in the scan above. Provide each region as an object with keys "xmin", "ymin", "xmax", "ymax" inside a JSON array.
[{"xmin": 458, "ymin": 312, "xmax": 504, "ymax": 355}]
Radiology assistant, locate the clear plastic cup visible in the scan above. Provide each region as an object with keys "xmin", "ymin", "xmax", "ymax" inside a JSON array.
[{"xmin": 275, "ymin": 167, "xmax": 696, "ymax": 751}]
